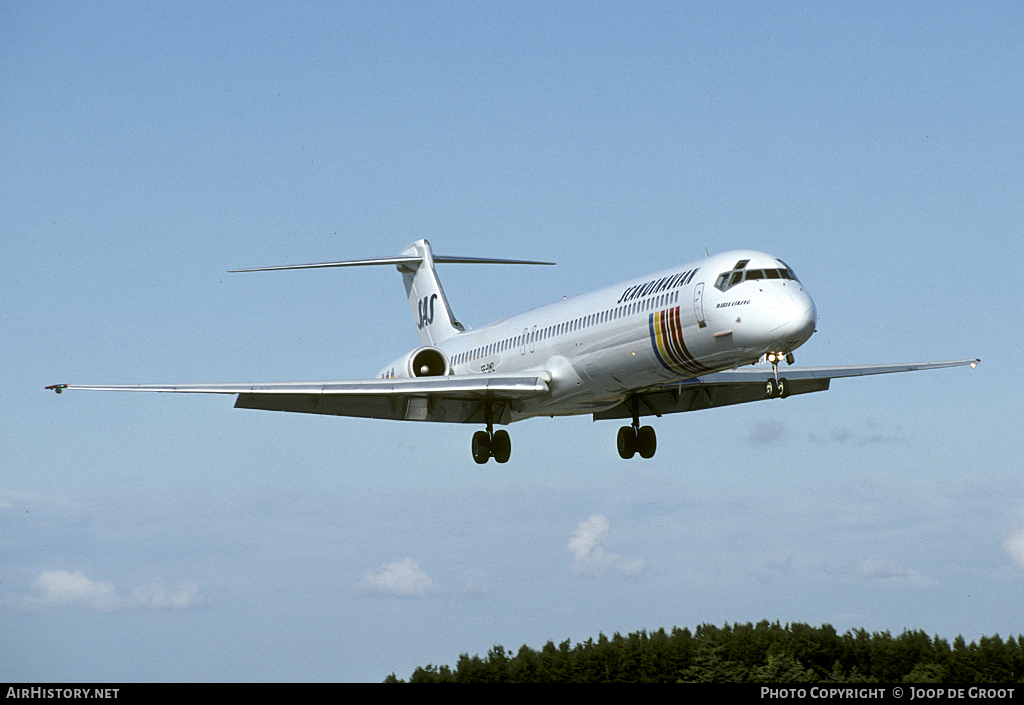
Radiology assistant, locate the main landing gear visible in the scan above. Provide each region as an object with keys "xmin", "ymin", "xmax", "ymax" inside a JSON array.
[
  {"xmin": 471, "ymin": 399, "xmax": 511, "ymax": 464},
  {"xmin": 617, "ymin": 395, "xmax": 657, "ymax": 460},
  {"xmin": 472, "ymin": 428, "xmax": 511, "ymax": 464},
  {"xmin": 617, "ymin": 423, "xmax": 656, "ymax": 459}
]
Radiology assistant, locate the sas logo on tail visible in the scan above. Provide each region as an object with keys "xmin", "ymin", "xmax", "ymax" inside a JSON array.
[{"xmin": 417, "ymin": 294, "xmax": 437, "ymax": 329}]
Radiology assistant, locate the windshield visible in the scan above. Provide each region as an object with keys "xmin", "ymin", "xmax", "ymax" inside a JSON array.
[{"xmin": 714, "ymin": 259, "xmax": 799, "ymax": 292}]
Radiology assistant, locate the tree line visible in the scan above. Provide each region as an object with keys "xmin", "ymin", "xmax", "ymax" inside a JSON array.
[{"xmin": 384, "ymin": 621, "xmax": 1024, "ymax": 683}]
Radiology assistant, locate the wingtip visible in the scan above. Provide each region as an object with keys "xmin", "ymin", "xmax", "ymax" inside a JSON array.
[{"xmin": 45, "ymin": 384, "xmax": 68, "ymax": 394}]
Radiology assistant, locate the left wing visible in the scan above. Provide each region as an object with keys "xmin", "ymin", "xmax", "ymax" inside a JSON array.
[
  {"xmin": 593, "ymin": 359, "xmax": 979, "ymax": 421},
  {"xmin": 46, "ymin": 374, "xmax": 550, "ymax": 425}
]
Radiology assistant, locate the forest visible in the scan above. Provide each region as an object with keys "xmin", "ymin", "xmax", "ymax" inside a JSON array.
[{"xmin": 384, "ymin": 621, "xmax": 1024, "ymax": 683}]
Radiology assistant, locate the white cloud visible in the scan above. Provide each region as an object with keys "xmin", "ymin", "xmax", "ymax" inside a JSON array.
[
  {"xmin": 453, "ymin": 566, "xmax": 496, "ymax": 596},
  {"xmin": 131, "ymin": 581, "xmax": 204, "ymax": 609},
  {"xmin": 1003, "ymin": 529, "xmax": 1024, "ymax": 570},
  {"xmin": 358, "ymin": 557, "xmax": 434, "ymax": 598},
  {"xmin": 2, "ymin": 571, "xmax": 204, "ymax": 612},
  {"xmin": 567, "ymin": 514, "xmax": 644, "ymax": 579},
  {"xmin": 34, "ymin": 570, "xmax": 122, "ymax": 611},
  {"xmin": 856, "ymin": 558, "xmax": 937, "ymax": 587}
]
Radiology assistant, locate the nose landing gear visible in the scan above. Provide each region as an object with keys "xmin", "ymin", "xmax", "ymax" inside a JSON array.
[
  {"xmin": 765, "ymin": 352, "xmax": 794, "ymax": 399},
  {"xmin": 765, "ymin": 377, "xmax": 789, "ymax": 399}
]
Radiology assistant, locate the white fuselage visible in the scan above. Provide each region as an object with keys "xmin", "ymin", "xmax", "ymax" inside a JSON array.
[{"xmin": 379, "ymin": 250, "xmax": 817, "ymax": 421}]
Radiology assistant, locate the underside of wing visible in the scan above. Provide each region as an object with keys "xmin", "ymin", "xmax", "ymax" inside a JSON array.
[
  {"xmin": 47, "ymin": 375, "xmax": 550, "ymax": 425},
  {"xmin": 592, "ymin": 359, "xmax": 979, "ymax": 422},
  {"xmin": 234, "ymin": 375, "xmax": 549, "ymax": 424}
]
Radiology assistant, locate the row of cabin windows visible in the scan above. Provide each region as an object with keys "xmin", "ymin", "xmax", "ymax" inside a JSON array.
[{"xmin": 452, "ymin": 290, "xmax": 681, "ymax": 366}]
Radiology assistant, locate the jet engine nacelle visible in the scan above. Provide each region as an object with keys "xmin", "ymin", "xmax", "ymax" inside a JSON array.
[{"xmin": 399, "ymin": 346, "xmax": 451, "ymax": 378}]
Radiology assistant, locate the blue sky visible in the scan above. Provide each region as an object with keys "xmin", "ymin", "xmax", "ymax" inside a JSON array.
[{"xmin": 2, "ymin": 1, "xmax": 1021, "ymax": 682}]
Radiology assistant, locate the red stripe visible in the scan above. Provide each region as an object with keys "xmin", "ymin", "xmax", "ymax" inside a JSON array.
[
  {"xmin": 658, "ymin": 309, "xmax": 689, "ymax": 372},
  {"xmin": 661, "ymin": 307, "xmax": 693, "ymax": 373},
  {"xmin": 670, "ymin": 306, "xmax": 707, "ymax": 372},
  {"xmin": 667, "ymin": 307, "xmax": 708, "ymax": 375}
]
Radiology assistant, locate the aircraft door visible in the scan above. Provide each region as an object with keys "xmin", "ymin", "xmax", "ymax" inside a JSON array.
[{"xmin": 694, "ymin": 282, "xmax": 706, "ymax": 328}]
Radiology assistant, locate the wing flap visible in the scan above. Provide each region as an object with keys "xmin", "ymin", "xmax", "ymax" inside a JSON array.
[
  {"xmin": 593, "ymin": 377, "xmax": 830, "ymax": 421},
  {"xmin": 47, "ymin": 375, "xmax": 549, "ymax": 425},
  {"xmin": 592, "ymin": 359, "xmax": 978, "ymax": 422},
  {"xmin": 233, "ymin": 375, "xmax": 549, "ymax": 424},
  {"xmin": 688, "ymin": 359, "xmax": 979, "ymax": 384},
  {"xmin": 234, "ymin": 391, "xmax": 510, "ymax": 424}
]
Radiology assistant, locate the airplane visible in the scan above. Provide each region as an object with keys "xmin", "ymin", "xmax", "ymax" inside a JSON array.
[{"xmin": 47, "ymin": 239, "xmax": 979, "ymax": 464}]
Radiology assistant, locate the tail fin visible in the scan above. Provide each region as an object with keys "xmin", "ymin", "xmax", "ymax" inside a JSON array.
[
  {"xmin": 399, "ymin": 240, "xmax": 464, "ymax": 346},
  {"xmin": 229, "ymin": 239, "xmax": 554, "ymax": 346}
]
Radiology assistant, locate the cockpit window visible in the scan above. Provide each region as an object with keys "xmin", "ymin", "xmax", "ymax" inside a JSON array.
[
  {"xmin": 777, "ymin": 260, "xmax": 800, "ymax": 282},
  {"xmin": 714, "ymin": 259, "xmax": 800, "ymax": 292}
]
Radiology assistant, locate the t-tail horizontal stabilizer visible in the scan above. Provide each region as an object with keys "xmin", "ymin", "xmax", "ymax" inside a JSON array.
[{"xmin": 229, "ymin": 239, "xmax": 555, "ymax": 346}]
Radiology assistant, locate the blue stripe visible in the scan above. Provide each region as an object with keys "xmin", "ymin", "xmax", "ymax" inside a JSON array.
[{"xmin": 648, "ymin": 313, "xmax": 673, "ymax": 371}]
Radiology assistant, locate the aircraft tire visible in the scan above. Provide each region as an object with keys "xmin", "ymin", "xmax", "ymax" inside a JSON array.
[
  {"xmin": 472, "ymin": 430, "xmax": 491, "ymax": 464},
  {"xmin": 766, "ymin": 379, "xmax": 779, "ymax": 399},
  {"xmin": 491, "ymin": 430, "xmax": 511, "ymax": 464},
  {"xmin": 778, "ymin": 377, "xmax": 789, "ymax": 398},
  {"xmin": 617, "ymin": 426, "xmax": 637, "ymax": 459},
  {"xmin": 637, "ymin": 426, "xmax": 657, "ymax": 459}
]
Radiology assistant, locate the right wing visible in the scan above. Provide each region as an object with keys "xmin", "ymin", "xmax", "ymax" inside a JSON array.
[
  {"xmin": 593, "ymin": 359, "xmax": 979, "ymax": 421},
  {"xmin": 46, "ymin": 374, "xmax": 550, "ymax": 425}
]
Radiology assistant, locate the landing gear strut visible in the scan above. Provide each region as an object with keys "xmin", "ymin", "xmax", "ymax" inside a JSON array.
[
  {"xmin": 617, "ymin": 396, "xmax": 657, "ymax": 460},
  {"xmin": 765, "ymin": 351, "xmax": 793, "ymax": 399},
  {"xmin": 471, "ymin": 400, "xmax": 511, "ymax": 464}
]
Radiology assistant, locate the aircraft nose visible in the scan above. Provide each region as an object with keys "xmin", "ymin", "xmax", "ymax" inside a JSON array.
[{"xmin": 767, "ymin": 289, "xmax": 817, "ymax": 349}]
